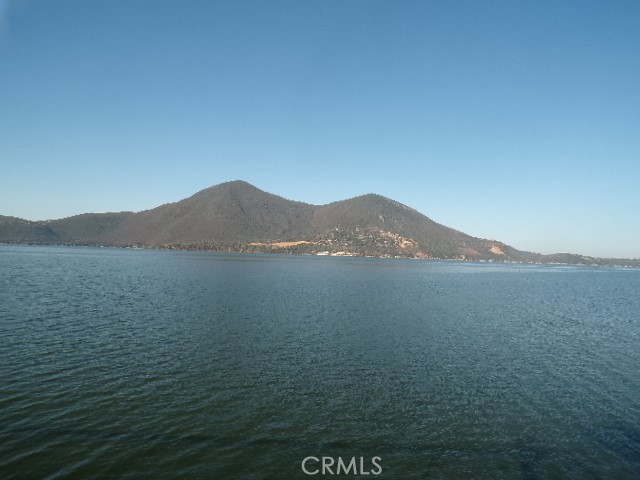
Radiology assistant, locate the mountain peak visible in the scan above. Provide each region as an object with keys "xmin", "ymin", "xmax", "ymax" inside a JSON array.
[
  {"xmin": 195, "ymin": 180, "xmax": 261, "ymax": 195},
  {"xmin": 221, "ymin": 179, "xmax": 256, "ymax": 188},
  {"xmin": 354, "ymin": 193, "xmax": 389, "ymax": 202}
]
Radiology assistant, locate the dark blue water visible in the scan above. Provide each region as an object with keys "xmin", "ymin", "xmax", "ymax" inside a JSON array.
[{"xmin": 1, "ymin": 245, "xmax": 639, "ymax": 479}]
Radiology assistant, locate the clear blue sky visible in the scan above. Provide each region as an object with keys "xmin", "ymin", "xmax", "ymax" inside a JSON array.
[{"xmin": 1, "ymin": 0, "xmax": 639, "ymax": 258}]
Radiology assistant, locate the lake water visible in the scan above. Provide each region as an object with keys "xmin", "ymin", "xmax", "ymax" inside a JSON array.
[{"xmin": 1, "ymin": 245, "xmax": 639, "ymax": 479}]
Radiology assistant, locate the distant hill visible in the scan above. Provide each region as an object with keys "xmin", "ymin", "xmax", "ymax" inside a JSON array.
[
  {"xmin": 0, "ymin": 216, "xmax": 60, "ymax": 244},
  {"xmin": 109, "ymin": 181, "xmax": 315, "ymax": 245},
  {"xmin": 1, "ymin": 181, "xmax": 638, "ymax": 267}
]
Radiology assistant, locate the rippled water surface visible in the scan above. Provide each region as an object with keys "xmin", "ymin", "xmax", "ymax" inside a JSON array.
[{"xmin": 1, "ymin": 245, "xmax": 639, "ymax": 479}]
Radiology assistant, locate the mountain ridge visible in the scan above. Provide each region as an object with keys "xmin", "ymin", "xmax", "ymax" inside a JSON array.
[{"xmin": 1, "ymin": 181, "xmax": 638, "ymax": 267}]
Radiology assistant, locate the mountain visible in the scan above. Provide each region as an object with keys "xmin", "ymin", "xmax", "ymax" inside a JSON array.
[
  {"xmin": 109, "ymin": 181, "xmax": 315, "ymax": 245},
  {"xmin": 0, "ymin": 216, "xmax": 60, "ymax": 244},
  {"xmin": 1, "ymin": 181, "xmax": 637, "ymax": 266}
]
